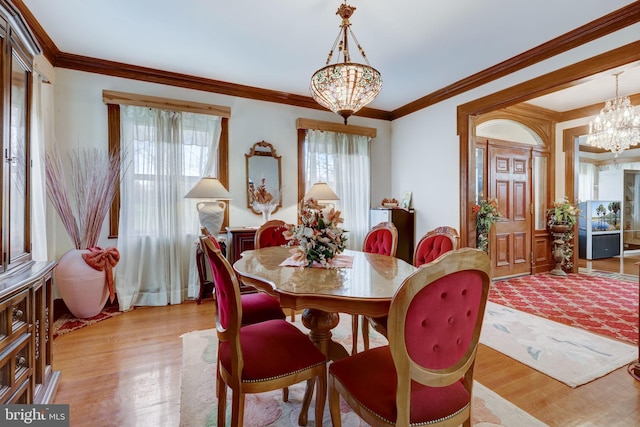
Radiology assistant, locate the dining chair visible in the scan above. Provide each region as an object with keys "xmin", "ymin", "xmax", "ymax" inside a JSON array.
[
  {"xmin": 254, "ymin": 219, "xmax": 298, "ymax": 322},
  {"xmin": 367, "ymin": 225, "xmax": 460, "ymax": 339},
  {"xmin": 199, "ymin": 236, "xmax": 327, "ymax": 427},
  {"xmin": 254, "ymin": 219, "xmax": 290, "ymax": 249},
  {"xmin": 200, "ymin": 227, "xmax": 286, "ymax": 325},
  {"xmin": 329, "ymin": 248, "xmax": 491, "ymax": 427},
  {"xmin": 352, "ymin": 221, "xmax": 398, "ymax": 354}
]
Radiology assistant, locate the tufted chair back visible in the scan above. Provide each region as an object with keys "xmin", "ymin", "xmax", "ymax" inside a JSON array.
[
  {"xmin": 413, "ymin": 226, "xmax": 459, "ymax": 267},
  {"xmin": 362, "ymin": 222, "xmax": 398, "ymax": 256},
  {"xmin": 255, "ymin": 220, "xmax": 290, "ymax": 249}
]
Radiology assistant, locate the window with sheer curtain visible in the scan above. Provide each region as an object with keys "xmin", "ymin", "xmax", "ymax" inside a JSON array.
[
  {"xmin": 302, "ymin": 129, "xmax": 371, "ymax": 250},
  {"xmin": 115, "ymin": 105, "xmax": 222, "ymax": 310}
]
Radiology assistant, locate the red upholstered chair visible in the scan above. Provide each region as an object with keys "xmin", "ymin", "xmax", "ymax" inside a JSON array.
[
  {"xmin": 199, "ymin": 236, "xmax": 327, "ymax": 427},
  {"xmin": 200, "ymin": 227, "xmax": 286, "ymax": 326},
  {"xmin": 254, "ymin": 219, "xmax": 297, "ymax": 321},
  {"xmin": 413, "ymin": 226, "xmax": 460, "ymax": 267},
  {"xmin": 254, "ymin": 219, "xmax": 289, "ymax": 249},
  {"xmin": 367, "ymin": 226, "xmax": 460, "ymax": 339},
  {"xmin": 329, "ymin": 248, "xmax": 491, "ymax": 427},
  {"xmin": 352, "ymin": 222, "xmax": 398, "ymax": 354}
]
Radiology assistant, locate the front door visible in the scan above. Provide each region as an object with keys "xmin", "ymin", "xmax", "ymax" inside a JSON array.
[{"xmin": 489, "ymin": 143, "xmax": 532, "ymax": 278}]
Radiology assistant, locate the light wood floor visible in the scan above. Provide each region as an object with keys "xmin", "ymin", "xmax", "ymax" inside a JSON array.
[{"xmin": 52, "ymin": 298, "xmax": 640, "ymax": 427}]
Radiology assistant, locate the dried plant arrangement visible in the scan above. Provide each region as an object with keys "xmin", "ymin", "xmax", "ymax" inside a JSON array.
[{"xmin": 45, "ymin": 145, "xmax": 121, "ymax": 250}]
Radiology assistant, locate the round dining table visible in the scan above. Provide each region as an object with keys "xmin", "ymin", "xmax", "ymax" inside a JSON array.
[{"xmin": 233, "ymin": 246, "xmax": 417, "ymax": 361}]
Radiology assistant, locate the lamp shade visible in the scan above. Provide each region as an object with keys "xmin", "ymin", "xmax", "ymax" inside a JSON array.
[
  {"xmin": 304, "ymin": 182, "xmax": 340, "ymax": 201},
  {"xmin": 184, "ymin": 177, "xmax": 232, "ymax": 200}
]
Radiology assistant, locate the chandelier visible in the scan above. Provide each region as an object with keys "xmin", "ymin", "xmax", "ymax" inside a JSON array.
[
  {"xmin": 586, "ymin": 72, "xmax": 640, "ymax": 156},
  {"xmin": 309, "ymin": 2, "xmax": 382, "ymax": 125}
]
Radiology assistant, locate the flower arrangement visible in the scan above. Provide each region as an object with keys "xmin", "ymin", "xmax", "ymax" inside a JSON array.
[
  {"xmin": 283, "ymin": 198, "xmax": 347, "ymax": 267},
  {"xmin": 248, "ymin": 178, "xmax": 279, "ymax": 221},
  {"xmin": 473, "ymin": 197, "xmax": 501, "ymax": 252},
  {"xmin": 546, "ymin": 197, "xmax": 580, "ymax": 228}
]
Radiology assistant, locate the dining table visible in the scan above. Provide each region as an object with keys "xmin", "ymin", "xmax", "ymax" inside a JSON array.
[{"xmin": 232, "ymin": 246, "xmax": 417, "ymax": 361}]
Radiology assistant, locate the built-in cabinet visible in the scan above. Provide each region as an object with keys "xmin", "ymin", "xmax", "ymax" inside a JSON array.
[{"xmin": 0, "ymin": 262, "xmax": 59, "ymax": 404}]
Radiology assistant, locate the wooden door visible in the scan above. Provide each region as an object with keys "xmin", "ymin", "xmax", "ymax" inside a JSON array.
[{"xmin": 489, "ymin": 144, "xmax": 531, "ymax": 278}]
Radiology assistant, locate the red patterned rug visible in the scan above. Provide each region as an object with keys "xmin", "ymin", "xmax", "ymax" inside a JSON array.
[
  {"xmin": 490, "ymin": 272, "xmax": 638, "ymax": 343},
  {"xmin": 53, "ymin": 304, "xmax": 123, "ymax": 338}
]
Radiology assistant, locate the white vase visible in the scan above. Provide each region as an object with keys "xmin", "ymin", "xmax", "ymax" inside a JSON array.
[{"xmin": 54, "ymin": 249, "xmax": 109, "ymax": 319}]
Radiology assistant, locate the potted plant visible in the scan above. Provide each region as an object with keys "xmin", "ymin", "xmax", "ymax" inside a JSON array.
[
  {"xmin": 473, "ymin": 197, "xmax": 502, "ymax": 253},
  {"xmin": 45, "ymin": 145, "xmax": 121, "ymax": 318},
  {"xmin": 546, "ymin": 197, "xmax": 580, "ymax": 272}
]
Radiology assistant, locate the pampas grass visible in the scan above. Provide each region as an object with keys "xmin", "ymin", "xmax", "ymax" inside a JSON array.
[{"xmin": 45, "ymin": 145, "xmax": 120, "ymax": 249}]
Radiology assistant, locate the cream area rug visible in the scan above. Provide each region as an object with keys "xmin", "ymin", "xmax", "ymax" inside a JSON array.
[
  {"xmin": 180, "ymin": 314, "xmax": 548, "ymax": 427},
  {"xmin": 481, "ymin": 302, "xmax": 637, "ymax": 388}
]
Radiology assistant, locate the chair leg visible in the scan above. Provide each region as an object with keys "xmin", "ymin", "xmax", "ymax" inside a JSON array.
[
  {"xmin": 282, "ymin": 387, "xmax": 289, "ymax": 402},
  {"xmin": 290, "ymin": 308, "xmax": 296, "ymax": 322},
  {"xmin": 314, "ymin": 369, "xmax": 327, "ymax": 427},
  {"xmin": 298, "ymin": 378, "xmax": 316, "ymax": 426},
  {"xmin": 362, "ymin": 317, "xmax": 370, "ymax": 351},
  {"xmin": 351, "ymin": 315, "xmax": 359, "ymax": 355},
  {"xmin": 231, "ymin": 390, "xmax": 245, "ymax": 427},
  {"xmin": 328, "ymin": 375, "xmax": 342, "ymax": 427},
  {"xmin": 217, "ymin": 368, "xmax": 227, "ymax": 426}
]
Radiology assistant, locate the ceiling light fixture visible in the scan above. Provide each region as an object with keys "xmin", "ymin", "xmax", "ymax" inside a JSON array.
[
  {"xmin": 586, "ymin": 72, "xmax": 640, "ymax": 156},
  {"xmin": 309, "ymin": 1, "xmax": 382, "ymax": 125}
]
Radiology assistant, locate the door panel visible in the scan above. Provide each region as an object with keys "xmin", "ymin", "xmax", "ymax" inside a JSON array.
[{"xmin": 489, "ymin": 145, "xmax": 532, "ymax": 278}]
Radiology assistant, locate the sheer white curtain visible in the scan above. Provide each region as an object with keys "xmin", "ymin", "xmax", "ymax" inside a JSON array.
[
  {"xmin": 578, "ymin": 162, "xmax": 597, "ymax": 202},
  {"xmin": 304, "ymin": 129, "xmax": 370, "ymax": 249},
  {"xmin": 116, "ymin": 106, "xmax": 221, "ymax": 311}
]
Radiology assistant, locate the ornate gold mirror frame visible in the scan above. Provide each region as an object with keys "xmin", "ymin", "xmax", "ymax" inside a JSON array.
[{"xmin": 246, "ymin": 141, "xmax": 282, "ymax": 215}]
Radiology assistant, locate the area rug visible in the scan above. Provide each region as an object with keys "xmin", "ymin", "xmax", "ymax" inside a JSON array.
[
  {"xmin": 52, "ymin": 304, "xmax": 123, "ymax": 338},
  {"xmin": 490, "ymin": 272, "xmax": 638, "ymax": 343},
  {"xmin": 481, "ymin": 302, "xmax": 637, "ymax": 387},
  {"xmin": 180, "ymin": 314, "xmax": 548, "ymax": 427}
]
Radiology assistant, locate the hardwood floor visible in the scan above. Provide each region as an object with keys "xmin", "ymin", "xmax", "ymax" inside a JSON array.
[{"xmin": 52, "ymin": 297, "xmax": 640, "ymax": 426}]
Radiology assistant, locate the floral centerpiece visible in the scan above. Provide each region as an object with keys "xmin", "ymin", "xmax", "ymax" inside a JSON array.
[
  {"xmin": 248, "ymin": 178, "xmax": 278, "ymax": 222},
  {"xmin": 283, "ymin": 198, "xmax": 347, "ymax": 267},
  {"xmin": 473, "ymin": 197, "xmax": 501, "ymax": 253},
  {"xmin": 547, "ymin": 197, "xmax": 580, "ymax": 271}
]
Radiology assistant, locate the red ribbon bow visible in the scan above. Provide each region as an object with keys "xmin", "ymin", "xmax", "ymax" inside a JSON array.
[{"xmin": 82, "ymin": 246, "xmax": 120, "ymax": 303}]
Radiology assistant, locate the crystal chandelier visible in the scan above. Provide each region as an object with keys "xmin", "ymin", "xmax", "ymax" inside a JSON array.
[
  {"xmin": 586, "ymin": 72, "xmax": 640, "ymax": 156},
  {"xmin": 309, "ymin": 2, "xmax": 382, "ymax": 125}
]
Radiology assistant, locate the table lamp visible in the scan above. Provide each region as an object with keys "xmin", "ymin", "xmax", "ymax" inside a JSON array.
[
  {"xmin": 304, "ymin": 182, "xmax": 340, "ymax": 211},
  {"xmin": 184, "ymin": 176, "xmax": 232, "ymax": 236}
]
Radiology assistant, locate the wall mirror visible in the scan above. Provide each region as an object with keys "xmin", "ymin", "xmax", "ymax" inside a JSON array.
[{"xmin": 246, "ymin": 141, "xmax": 282, "ymax": 214}]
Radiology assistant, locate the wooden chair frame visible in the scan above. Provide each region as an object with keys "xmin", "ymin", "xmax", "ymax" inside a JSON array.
[{"xmin": 330, "ymin": 248, "xmax": 491, "ymax": 427}]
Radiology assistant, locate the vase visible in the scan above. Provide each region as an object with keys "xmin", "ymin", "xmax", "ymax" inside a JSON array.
[
  {"xmin": 197, "ymin": 201, "xmax": 226, "ymax": 235},
  {"xmin": 255, "ymin": 202, "xmax": 277, "ymax": 224},
  {"xmin": 54, "ymin": 249, "xmax": 109, "ymax": 319}
]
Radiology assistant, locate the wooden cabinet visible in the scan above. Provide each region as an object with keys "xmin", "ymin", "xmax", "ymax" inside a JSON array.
[
  {"xmin": 226, "ymin": 227, "xmax": 258, "ymax": 294},
  {"xmin": 370, "ymin": 208, "xmax": 415, "ymax": 264},
  {"xmin": 0, "ymin": 262, "xmax": 59, "ymax": 404},
  {"xmin": 226, "ymin": 227, "xmax": 257, "ymax": 264}
]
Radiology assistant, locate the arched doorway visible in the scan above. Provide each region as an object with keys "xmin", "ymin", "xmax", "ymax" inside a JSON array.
[{"xmin": 475, "ymin": 118, "xmax": 551, "ymax": 278}]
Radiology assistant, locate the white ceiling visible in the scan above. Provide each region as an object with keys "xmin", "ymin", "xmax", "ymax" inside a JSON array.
[{"xmin": 21, "ymin": 0, "xmax": 639, "ymax": 112}]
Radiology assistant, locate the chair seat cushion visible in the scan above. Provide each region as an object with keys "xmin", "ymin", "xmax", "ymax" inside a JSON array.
[
  {"xmin": 219, "ymin": 319, "xmax": 326, "ymax": 382},
  {"xmin": 329, "ymin": 346, "xmax": 470, "ymax": 424},
  {"xmin": 241, "ymin": 292, "xmax": 286, "ymax": 325}
]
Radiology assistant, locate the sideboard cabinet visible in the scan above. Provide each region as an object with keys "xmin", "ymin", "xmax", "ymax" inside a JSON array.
[
  {"xmin": 0, "ymin": 261, "xmax": 59, "ymax": 404},
  {"xmin": 226, "ymin": 227, "xmax": 259, "ymax": 294}
]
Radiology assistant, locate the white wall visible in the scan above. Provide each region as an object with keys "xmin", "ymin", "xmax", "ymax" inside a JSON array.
[
  {"xmin": 391, "ymin": 24, "xmax": 640, "ymax": 240},
  {"xmin": 49, "ymin": 70, "xmax": 392, "ymax": 260}
]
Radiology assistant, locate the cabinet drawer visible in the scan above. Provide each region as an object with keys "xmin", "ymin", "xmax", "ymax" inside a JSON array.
[
  {"xmin": 0, "ymin": 288, "xmax": 30, "ymax": 352},
  {"xmin": 0, "ymin": 332, "xmax": 32, "ymax": 404}
]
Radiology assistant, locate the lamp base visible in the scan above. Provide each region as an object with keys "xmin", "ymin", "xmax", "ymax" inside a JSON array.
[{"xmin": 197, "ymin": 201, "xmax": 226, "ymax": 235}]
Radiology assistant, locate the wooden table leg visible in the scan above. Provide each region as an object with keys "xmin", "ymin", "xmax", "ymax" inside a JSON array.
[{"xmin": 301, "ymin": 308, "xmax": 349, "ymax": 361}]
